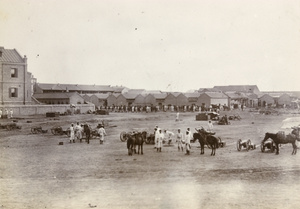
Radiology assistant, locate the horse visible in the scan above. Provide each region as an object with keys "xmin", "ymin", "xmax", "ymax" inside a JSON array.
[
  {"xmin": 193, "ymin": 128, "xmax": 219, "ymax": 156},
  {"xmin": 126, "ymin": 132, "xmax": 144, "ymax": 155},
  {"xmin": 262, "ymin": 131, "xmax": 298, "ymax": 155}
]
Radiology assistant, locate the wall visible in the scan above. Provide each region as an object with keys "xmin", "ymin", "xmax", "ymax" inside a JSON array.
[
  {"xmin": 176, "ymin": 94, "xmax": 188, "ymax": 106},
  {"xmin": 144, "ymin": 95, "xmax": 156, "ymax": 106},
  {"xmin": 164, "ymin": 94, "xmax": 177, "ymax": 106},
  {"xmin": 134, "ymin": 95, "xmax": 145, "ymax": 105},
  {"xmin": 1, "ymin": 62, "xmax": 31, "ymax": 105},
  {"xmin": 278, "ymin": 94, "xmax": 291, "ymax": 105},
  {"xmin": 0, "ymin": 104, "xmax": 95, "ymax": 116}
]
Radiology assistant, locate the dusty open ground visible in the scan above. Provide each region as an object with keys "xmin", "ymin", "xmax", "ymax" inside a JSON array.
[{"xmin": 1, "ymin": 109, "xmax": 300, "ymax": 209}]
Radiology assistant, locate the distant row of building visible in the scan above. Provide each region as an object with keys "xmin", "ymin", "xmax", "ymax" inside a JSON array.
[
  {"xmin": 32, "ymin": 87, "xmax": 300, "ymax": 109},
  {"xmin": 1, "ymin": 46, "xmax": 300, "ymax": 109}
]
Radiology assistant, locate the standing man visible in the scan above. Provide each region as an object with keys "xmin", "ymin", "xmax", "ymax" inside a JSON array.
[
  {"xmin": 84, "ymin": 123, "xmax": 91, "ymax": 144},
  {"xmin": 0, "ymin": 108, "xmax": 2, "ymax": 119},
  {"xmin": 176, "ymin": 112, "xmax": 180, "ymax": 121},
  {"xmin": 9, "ymin": 109, "xmax": 13, "ymax": 118},
  {"xmin": 187, "ymin": 128, "xmax": 193, "ymax": 144},
  {"xmin": 176, "ymin": 129, "xmax": 184, "ymax": 152},
  {"xmin": 70, "ymin": 123, "xmax": 75, "ymax": 143},
  {"xmin": 5, "ymin": 109, "xmax": 8, "ymax": 118},
  {"xmin": 207, "ymin": 120, "xmax": 214, "ymax": 132},
  {"xmin": 157, "ymin": 129, "xmax": 163, "ymax": 152},
  {"xmin": 98, "ymin": 124, "xmax": 107, "ymax": 144},
  {"xmin": 164, "ymin": 129, "xmax": 174, "ymax": 145},
  {"xmin": 75, "ymin": 122, "xmax": 82, "ymax": 142},
  {"xmin": 185, "ymin": 130, "xmax": 192, "ymax": 155},
  {"xmin": 154, "ymin": 126, "xmax": 160, "ymax": 149}
]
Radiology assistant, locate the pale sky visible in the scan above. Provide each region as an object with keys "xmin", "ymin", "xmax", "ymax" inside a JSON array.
[{"xmin": 1, "ymin": 0, "xmax": 299, "ymax": 92}]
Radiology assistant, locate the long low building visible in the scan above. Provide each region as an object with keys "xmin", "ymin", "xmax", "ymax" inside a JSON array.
[{"xmin": 33, "ymin": 92, "xmax": 85, "ymax": 105}]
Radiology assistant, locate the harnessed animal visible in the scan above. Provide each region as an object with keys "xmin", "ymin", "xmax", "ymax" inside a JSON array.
[
  {"xmin": 193, "ymin": 128, "xmax": 219, "ymax": 156},
  {"xmin": 261, "ymin": 128, "xmax": 299, "ymax": 155}
]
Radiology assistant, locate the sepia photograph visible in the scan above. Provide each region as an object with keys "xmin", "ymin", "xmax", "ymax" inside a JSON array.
[{"xmin": 0, "ymin": 0, "xmax": 300, "ymax": 208}]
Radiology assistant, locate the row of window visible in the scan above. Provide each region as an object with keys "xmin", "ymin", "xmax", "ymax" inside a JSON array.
[{"xmin": 43, "ymin": 101, "xmax": 70, "ymax": 105}]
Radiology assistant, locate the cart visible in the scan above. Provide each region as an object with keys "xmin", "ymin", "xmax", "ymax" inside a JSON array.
[
  {"xmin": 261, "ymin": 139, "xmax": 275, "ymax": 153},
  {"xmin": 237, "ymin": 139, "xmax": 256, "ymax": 151},
  {"xmin": 31, "ymin": 126, "xmax": 48, "ymax": 134},
  {"xmin": 0, "ymin": 122, "xmax": 22, "ymax": 131},
  {"xmin": 51, "ymin": 126, "xmax": 70, "ymax": 136}
]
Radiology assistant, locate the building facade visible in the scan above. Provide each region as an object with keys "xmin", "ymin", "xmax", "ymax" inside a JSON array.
[{"xmin": 0, "ymin": 47, "xmax": 32, "ymax": 105}]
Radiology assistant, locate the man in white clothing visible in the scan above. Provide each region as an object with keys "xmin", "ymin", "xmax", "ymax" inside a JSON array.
[
  {"xmin": 98, "ymin": 124, "xmax": 107, "ymax": 144},
  {"xmin": 207, "ymin": 120, "xmax": 214, "ymax": 132},
  {"xmin": 164, "ymin": 130, "xmax": 174, "ymax": 145},
  {"xmin": 157, "ymin": 129, "xmax": 163, "ymax": 152},
  {"xmin": 74, "ymin": 122, "xmax": 82, "ymax": 142},
  {"xmin": 176, "ymin": 112, "xmax": 180, "ymax": 121},
  {"xmin": 176, "ymin": 129, "xmax": 184, "ymax": 152}
]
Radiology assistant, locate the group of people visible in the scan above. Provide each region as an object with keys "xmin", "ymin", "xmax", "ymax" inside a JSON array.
[
  {"xmin": 153, "ymin": 120, "xmax": 214, "ymax": 155},
  {"xmin": 69, "ymin": 122, "xmax": 106, "ymax": 144},
  {"xmin": 153, "ymin": 126, "xmax": 193, "ymax": 155},
  {"xmin": 0, "ymin": 108, "xmax": 13, "ymax": 119}
]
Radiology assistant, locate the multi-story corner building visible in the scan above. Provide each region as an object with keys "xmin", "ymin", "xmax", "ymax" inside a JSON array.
[{"xmin": 0, "ymin": 47, "xmax": 33, "ymax": 105}]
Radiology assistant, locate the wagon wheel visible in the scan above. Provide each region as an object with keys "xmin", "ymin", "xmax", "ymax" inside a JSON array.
[
  {"xmin": 145, "ymin": 135, "xmax": 151, "ymax": 144},
  {"xmin": 120, "ymin": 131, "xmax": 127, "ymax": 142},
  {"xmin": 246, "ymin": 139, "xmax": 251, "ymax": 151},
  {"xmin": 261, "ymin": 143, "xmax": 265, "ymax": 152},
  {"xmin": 31, "ymin": 127, "xmax": 38, "ymax": 134},
  {"xmin": 91, "ymin": 130, "xmax": 98, "ymax": 138},
  {"xmin": 270, "ymin": 141, "xmax": 274, "ymax": 153},
  {"xmin": 51, "ymin": 127, "xmax": 60, "ymax": 135},
  {"xmin": 236, "ymin": 139, "xmax": 242, "ymax": 151}
]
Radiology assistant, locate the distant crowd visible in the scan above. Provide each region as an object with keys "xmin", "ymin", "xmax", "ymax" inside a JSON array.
[{"xmin": 97, "ymin": 103, "xmax": 236, "ymax": 113}]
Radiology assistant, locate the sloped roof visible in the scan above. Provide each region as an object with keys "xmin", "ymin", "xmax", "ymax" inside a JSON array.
[
  {"xmin": 258, "ymin": 93, "xmax": 273, "ymax": 99},
  {"xmin": 33, "ymin": 92, "xmax": 82, "ymax": 99},
  {"xmin": 203, "ymin": 92, "xmax": 228, "ymax": 98},
  {"xmin": 144, "ymin": 90, "xmax": 162, "ymax": 94},
  {"xmin": 92, "ymin": 93, "xmax": 110, "ymax": 99},
  {"xmin": 225, "ymin": 92, "xmax": 248, "ymax": 99},
  {"xmin": 165, "ymin": 92, "xmax": 183, "ymax": 97},
  {"xmin": 152, "ymin": 93, "xmax": 168, "ymax": 99},
  {"xmin": 0, "ymin": 47, "xmax": 24, "ymax": 63},
  {"xmin": 198, "ymin": 88, "xmax": 220, "ymax": 92},
  {"xmin": 126, "ymin": 89, "xmax": 146, "ymax": 94},
  {"xmin": 111, "ymin": 86, "xmax": 127, "ymax": 92},
  {"xmin": 214, "ymin": 85, "xmax": 259, "ymax": 93},
  {"xmin": 108, "ymin": 93, "xmax": 120, "ymax": 98},
  {"xmin": 246, "ymin": 93, "xmax": 258, "ymax": 99},
  {"xmin": 122, "ymin": 93, "xmax": 139, "ymax": 99},
  {"xmin": 36, "ymin": 83, "xmax": 113, "ymax": 92},
  {"xmin": 184, "ymin": 93, "xmax": 201, "ymax": 98}
]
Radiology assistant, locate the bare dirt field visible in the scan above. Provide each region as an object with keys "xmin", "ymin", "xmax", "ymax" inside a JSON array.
[{"xmin": 1, "ymin": 110, "xmax": 300, "ymax": 209}]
